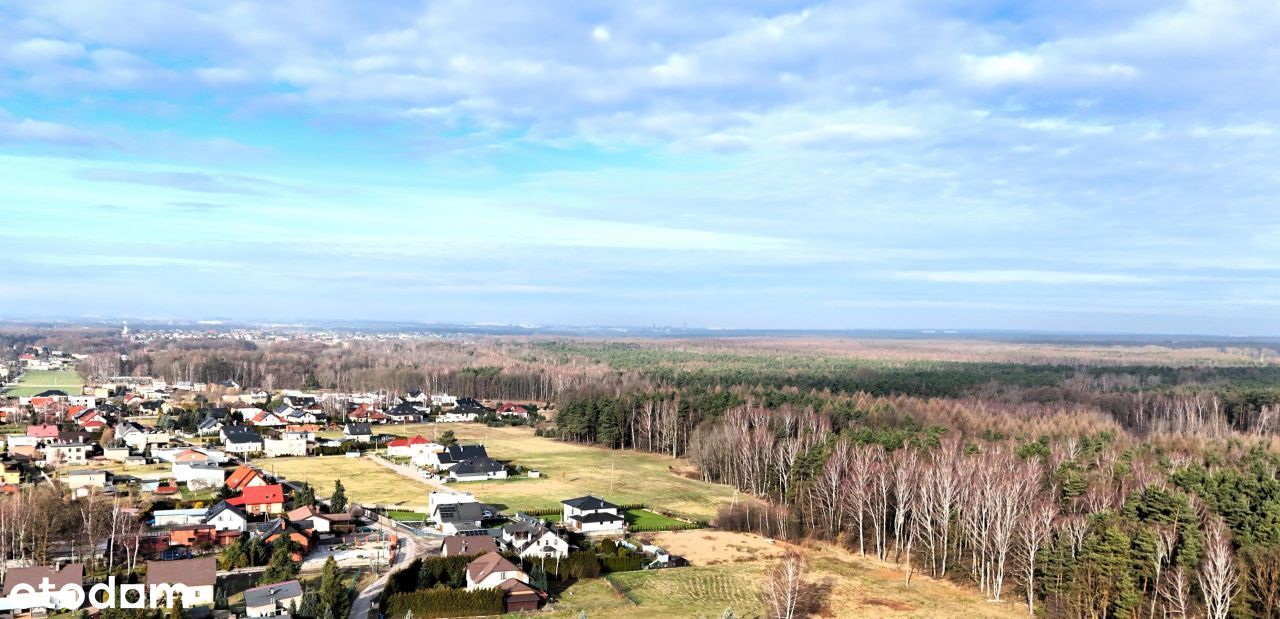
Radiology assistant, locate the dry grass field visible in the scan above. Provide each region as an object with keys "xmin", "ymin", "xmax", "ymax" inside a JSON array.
[
  {"xmin": 541, "ymin": 530, "xmax": 1025, "ymax": 619},
  {"xmin": 262, "ymin": 456, "xmax": 429, "ymax": 507}
]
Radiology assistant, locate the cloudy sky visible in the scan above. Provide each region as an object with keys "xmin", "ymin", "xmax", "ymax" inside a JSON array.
[{"xmin": 1, "ymin": 0, "xmax": 1278, "ymax": 333}]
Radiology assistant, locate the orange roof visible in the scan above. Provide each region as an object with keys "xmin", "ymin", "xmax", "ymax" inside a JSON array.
[
  {"xmin": 228, "ymin": 484, "xmax": 285, "ymax": 506},
  {"xmin": 408, "ymin": 435, "xmax": 431, "ymax": 445},
  {"xmin": 387, "ymin": 438, "xmax": 410, "ymax": 447},
  {"xmin": 225, "ymin": 465, "xmax": 264, "ymax": 491}
]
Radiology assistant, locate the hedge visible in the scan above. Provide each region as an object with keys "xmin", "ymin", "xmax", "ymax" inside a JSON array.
[
  {"xmin": 600, "ymin": 555, "xmax": 646, "ymax": 573},
  {"xmin": 385, "ymin": 588, "xmax": 504, "ymax": 618}
]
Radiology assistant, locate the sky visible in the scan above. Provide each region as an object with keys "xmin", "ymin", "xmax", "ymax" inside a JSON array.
[{"xmin": 1, "ymin": 0, "xmax": 1279, "ymax": 334}]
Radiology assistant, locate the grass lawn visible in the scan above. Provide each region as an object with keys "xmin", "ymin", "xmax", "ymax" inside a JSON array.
[
  {"xmin": 541, "ymin": 563, "xmax": 765, "ymax": 619},
  {"xmin": 263, "ymin": 456, "xmax": 433, "ymax": 508},
  {"xmin": 624, "ymin": 508, "xmax": 697, "ymax": 530},
  {"xmin": 3, "ymin": 370, "xmax": 83, "ymax": 397},
  {"xmin": 379, "ymin": 423, "xmax": 736, "ymax": 520},
  {"xmin": 385, "ymin": 510, "xmax": 428, "ymax": 522}
]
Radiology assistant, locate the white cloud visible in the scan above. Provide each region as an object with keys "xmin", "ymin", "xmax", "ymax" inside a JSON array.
[
  {"xmin": 894, "ymin": 270, "xmax": 1148, "ymax": 285},
  {"xmin": 963, "ymin": 52, "xmax": 1044, "ymax": 85},
  {"xmin": 591, "ymin": 26, "xmax": 610, "ymax": 42}
]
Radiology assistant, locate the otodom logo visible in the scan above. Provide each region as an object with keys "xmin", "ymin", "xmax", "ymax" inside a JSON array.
[{"xmin": 1, "ymin": 577, "xmax": 193, "ymax": 610}]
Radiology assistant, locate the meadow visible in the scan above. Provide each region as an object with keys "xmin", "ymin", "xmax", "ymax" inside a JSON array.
[
  {"xmin": 2, "ymin": 370, "xmax": 83, "ymax": 397},
  {"xmin": 379, "ymin": 423, "xmax": 736, "ymax": 520}
]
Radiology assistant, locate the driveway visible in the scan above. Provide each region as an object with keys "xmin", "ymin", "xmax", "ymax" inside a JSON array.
[{"xmin": 348, "ymin": 514, "xmax": 442, "ymax": 619}]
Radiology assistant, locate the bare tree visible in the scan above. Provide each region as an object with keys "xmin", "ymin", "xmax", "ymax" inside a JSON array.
[
  {"xmin": 1198, "ymin": 519, "xmax": 1239, "ymax": 619},
  {"xmin": 1017, "ymin": 499, "xmax": 1058, "ymax": 615},
  {"xmin": 762, "ymin": 552, "xmax": 813, "ymax": 619}
]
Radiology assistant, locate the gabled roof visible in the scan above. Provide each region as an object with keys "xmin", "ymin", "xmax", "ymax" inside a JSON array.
[
  {"xmin": 562, "ymin": 496, "xmax": 619, "ymax": 511},
  {"xmin": 205, "ymin": 500, "xmax": 248, "ymax": 522},
  {"xmin": 344, "ymin": 422, "xmax": 371, "ymax": 435},
  {"xmin": 443, "ymin": 535, "xmax": 499, "ymax": 556},
  {"xmin": 1, "ymin": 563, "xmax": 84, "ymax": 596},
  {"xmin": 244, "ymin": 580, "xmax": 303, "ymax": 608},
  {"xmin": 146, "ymin": 557, "xmax": 216, "ymax": 588},
  {"xmin": 466, "ymin": 551, "xmax": 520, "ymax": 583},
  {"xmin": 439, "ymin": 444, "xmax": 488, "ymax": 464},
  {"xmin": 222, "ymin": 425, "xmax": 262, "ymax": 444},
  {"xmin": 228, "ymin": 483, "xmax": 285, "ymax": 506},
  {"xmin": 226, "ymin": 465, "xmax": 264, "ymax": 490},
  {"xmin": 450, "ymin": 457, "xmax": 505, "ymax": 476}
]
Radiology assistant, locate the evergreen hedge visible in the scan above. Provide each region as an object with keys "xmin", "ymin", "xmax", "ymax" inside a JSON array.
[{"xmin": 385, "ymin": 588, "xmax": 504, "ymax": 618}]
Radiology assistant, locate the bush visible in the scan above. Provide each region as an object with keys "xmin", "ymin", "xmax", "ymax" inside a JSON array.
[
  {"xmin": 601, "ymin": 555, "xmax": 645, "ymax": 573},
  {"xmin": 385, "ymin": 588, "xmax": 504, "ymax": 618}
]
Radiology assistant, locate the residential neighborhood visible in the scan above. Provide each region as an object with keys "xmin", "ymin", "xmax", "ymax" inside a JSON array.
[{"xmin": 0, "ymin": 364, "xmax": 697, "ymax": 618}]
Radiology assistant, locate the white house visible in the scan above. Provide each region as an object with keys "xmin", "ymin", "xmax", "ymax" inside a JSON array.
[
  {"xmin": 428, "ymin": 490, "xmax": 478, "ymax": 516},
  {"xmin": 204, "ymin": 501, "xmax": 249, "ymax": 532},
  {"xmin": 263, "ymin": 436, "xmax": 307, "ymax": 458},
  {"xmin": 154, "ymin": 507, "xmax": 209, "ymax": 527},
  {"xmin": 244, "ymin": 580, "xmax": 303, "ymax": 617},
  {"xmin": 435, "ymin": 411, "xmax": 479, "ymax": 423},
  {"xmin": 343, "ymin": 423, "xmax": 372, "ymax": 443},
  {"xmin": 465, "ymin": 552, "xmax": 528, "ymax": 590},
  {"xmin": 62, "ymin": 469, "xmax": 109, "ymax": 490},
  {"xmin": 173, "ymin": 462, "xmax": 225, "ymax": 490},
  {"xmin": 561, "ymin": 496, "xmax": 626, "ymax": 534},
  {"xmin": 502, "ymin": 514, "xmax": 570, "ymax": 559},
  {"xmin": 221, "ymin": 426, "xmax": 263, "ymax": 454},
  {"xmin": 431, "ymin": 393, "xmax": 458, "ymax": 407},
  {"xmin": 44, "ymin": 442, "xmax": 89, "ymax": 467}
]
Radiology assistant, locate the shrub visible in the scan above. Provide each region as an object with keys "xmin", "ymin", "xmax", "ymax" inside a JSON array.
[{"xmin": 385, "ymin": 588, "xmax": 504, "ymax": 618}]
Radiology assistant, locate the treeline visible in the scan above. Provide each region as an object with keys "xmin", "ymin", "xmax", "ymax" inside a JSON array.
[{"xmin": 694, "ymin": 402, "xmax": 1280, "ymax": 618}]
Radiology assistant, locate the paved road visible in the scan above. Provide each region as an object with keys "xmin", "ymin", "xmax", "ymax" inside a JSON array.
[{"xmin": 348, "ymin": 515, "xmax": 441, "ymax": 619}]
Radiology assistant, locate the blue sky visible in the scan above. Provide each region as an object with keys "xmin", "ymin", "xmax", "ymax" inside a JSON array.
[{"xmin": 1, "ymin": 0, "xmax": 1279, "ymax": 333}]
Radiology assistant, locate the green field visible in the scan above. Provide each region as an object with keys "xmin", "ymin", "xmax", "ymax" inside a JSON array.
[
  {"xmin": 624, "ymin": 508, "xmax": 697, "ymax": 530},
  {"xmin": 385, "ymin": 510, "xmax": 428, "ymax": 522},
  {"xmin": 388, "ymin": 423, "xmax": 736, "ymax": 520},
  {"xmin": 3, "ymin": 370, "xmax": 84, "ymax": 397}
]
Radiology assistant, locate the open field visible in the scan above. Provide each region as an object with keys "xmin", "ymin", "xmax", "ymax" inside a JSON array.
[
  {"xmin": 541, "ymin": 530, "xmax": 1024, "ymax": 619},
  {"xmin": 262, "ymin": 456, "xmax": 429, "ymax": 508},
  {"xmin": 2, "ymin": 370, "xmax": 83, "ymax": 397},
  {"xmin": 378, "ymin": 423, "xmax": 736, "ymax": 520}
]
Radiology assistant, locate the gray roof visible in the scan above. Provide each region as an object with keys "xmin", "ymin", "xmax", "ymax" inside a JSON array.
[
  {"xmin": 450, "ymin": 456, "xmax": 504, "ymax": 476},
  {"xmin": 434, "ymin": 502, "xmax": 493, "ymax": 524},
  {"xmin": 562, "ymin": 495, "xmax": 618, "ymax": 511},
  {"xmin": 344, "ymin": 422, "xmax": 371, "ymax": 435},
  {"xmin": 244, "ymin": 580, "xmax": 303, "ymax": 608}
]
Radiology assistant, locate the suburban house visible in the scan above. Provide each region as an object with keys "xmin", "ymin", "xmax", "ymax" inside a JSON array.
[
  {"xmin": 447, "ymin": 456, "xmax": 508, "ymax": 482},
  {"xmin": 173, "ymin": 462, "xmax": 226, "ymax": 489},
  {"xmin": 204, "ymin": 500, "xmax": 250, "ymax": 532},
  {"xmin": 436, "ymin": 410, "xmax": 479, "ymax": 423},
  {"xmin": 116, "ymin": 421, "xmax": 172, "ymax": 451},
  {"xmin": 502, "ymin": 514, "xmax": 570, "ymax": 559},
  {"xmin": 561, "ymin": 496, "xmax": 626, "ymax": 534},
  {"xmin": 228, "ymin": 484, "xmax": 286, "ymax": 516},
  {"xmin": 343, "ymin": 423, "xmax": 372, "ymax": 443},
  {"xmin": 263, "ymin": 436, "xmax": 307, "ymax": 457},
  {"xmin": 25, "ymin": 424, "xmax": 61, "ymax": 441},
  {"xmin": 285, "ymin": 506, "xmax": 350, "ymax": 534},
  {"xmin": 226, "ymin": 465, "xmax": 268, "ymax": 492},
  {"xmin": 0, "ymin": 563, "xmax": 85, "ymax": 612},
  {"xmin": 253, "ymin": 518, "xmax": 312, "ymax": 559},
  {"xmin": 497, "ymin": 403, "xmax": 531, "ymax": 418},
  {"xmin": 385, "ymin": 401, "xmax": 424, "ymax": 423},
  {"xmin": 0, "ymin": 462, "xmax": 20, "ymax": 485},
  {"xmin": 430, "ymin": 393, "xmax": 458, "ymax": 407},
  {"xmin": 154, "ymin": 507, "xmax": 209, "ymax": 527},
  {"xmin": 62, "ymin": 469, "xmax": 110, "ymax": 491},
  {"xmin": 431, "ymin": 444, "xmax": 490, "ymax": 470},
  {"xmin": 244, "ymin": 580, "xmax": 303, "ymax": 617},
  {"xmin": 389, "ymin": 435, "xmax": 441, "ymax": 459},
  {"xmin": 221, "ymin": 425, "xmax": 264, "ymax": 454},
  {"xmin": 44, "ymin": 442, "xmax": 89, "ymax": 467},
  {"xmin": 146, "ymin": 557, "xmax": 216, "ymax": 608},
  {"xmin": 432, "ymin": 501, "xmax": 495, "ymax": 536},
  {"xmin": 465, "ymin": 552, "xmax": 541, "ymax": 613},
  {"xmin": 197, "ymin": 417, "xmax": 224, "ymax": 436},
  {"xmin": 442, "ymin": 534, "xmax": 500, "ymax": 557},
  {"xmin": 283, "ymin": 426, "xmax": 318, "ymax": 442},
  {"xmin": 251, "ymin": 409, "xmax": 288, "ymax": 427},
  {"xmin": 428, "ymin": 490, "xmax": 478, "ymax": 516}
]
